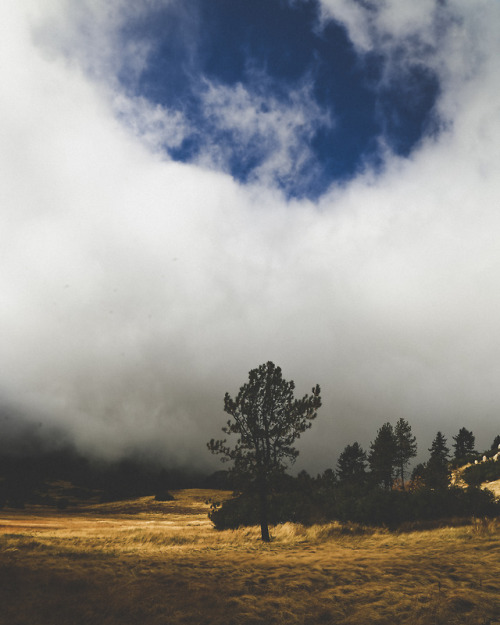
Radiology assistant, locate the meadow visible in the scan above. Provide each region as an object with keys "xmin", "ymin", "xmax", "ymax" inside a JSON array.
[{"xmin": 0, "ymin": 489, "xmax": 499, "ymax": 625}]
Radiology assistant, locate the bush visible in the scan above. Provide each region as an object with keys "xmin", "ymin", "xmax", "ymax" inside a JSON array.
[
  {"xmin": 209, "ymin": 478, "xmax": 500, "ymax": 530},
  {"xmin": 463, "ymin": 460, "xmax": 500, "ymax": 487},
  {"xmin": 209, "ymin": 494, "xmax": 258, "ymax": 530},
  {"xmin": 209, "ymin": 481, "xmax": 328, "ymax": 530},
  {"xmin": 154, "ymin": 490, "xmax": 175, "ymax": 501}
]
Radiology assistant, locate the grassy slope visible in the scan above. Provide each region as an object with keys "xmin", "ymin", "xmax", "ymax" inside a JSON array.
[{"xmin": 0, "ymin": 489, "xmax": 499, "ymax": 625}]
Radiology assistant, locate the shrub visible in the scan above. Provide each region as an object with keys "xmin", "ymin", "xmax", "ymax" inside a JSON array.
[
  {"xmin": 463, "ymin": 460, "xmax": 500, "ymax": 487},
  {"xmin": 56, "ymin": 498, "xmax": 69, "ymax": 511},
  {"xmin": 209, "ymin": 479, "xmax": 500, "ymax": 530},
  {"xmin": 154, "ymin": 490, "xmax": 175, "ymax": 502}
]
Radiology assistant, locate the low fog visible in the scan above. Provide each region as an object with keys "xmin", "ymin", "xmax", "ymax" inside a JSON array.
[{"xmin": 1, "ymin": 1, "xmax": 500, "ymax": 473}]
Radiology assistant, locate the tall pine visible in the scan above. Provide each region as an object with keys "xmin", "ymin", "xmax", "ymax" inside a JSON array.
[
  {"xmin": 336, "ymin": 442, "xmax": 367, "ymax": 486},
  {"xmin": 208, "ymin": 361, "xmax": 321, "ymax": 541},
  {"xmin": 394, "ymin": 418, "xmax": 417, "ymax": 489},
  {"xmin": 369, "ymin": 423, "xmax": 398, "ymax": 490},
  {"xmin": 426, "ymin": 431, "xmax": 450, "ymax": 490},
  {"xmin": 452, "ymin": 427, "xmax": 475, "ymax": 461}
]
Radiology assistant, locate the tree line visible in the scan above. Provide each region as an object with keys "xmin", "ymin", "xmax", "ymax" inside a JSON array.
[
  {"xmin": 337, "ymin": 424, "xmax": 500, "ymax": 492},
  {"xmin": 208, "ymin": 361, "xmax": 500, "ymax": 540}
]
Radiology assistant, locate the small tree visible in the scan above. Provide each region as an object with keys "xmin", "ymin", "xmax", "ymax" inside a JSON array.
[
  {"xmin": 336, "ymin": 442, "xmax": 367, "ymax": 486},
  {"xmin": 368, "ymin": 423, "xmax": 398, "ymax": 490},
  {"xmin": 394, "ymin": 418, "xmax": 417, "ymax": 489},
  {"xmin": 452, "ymin": 427, "xmax": 475, "ymax": 461},
  {"xmin": 207, "ymin": 361, "xmax": 321, "ymax": 541},
  {"xmin": 410, "ymin": 463, "xmax": 427, "ymax": 490},
  {"xmin": 426, "ymin": 431, "xmax": 450, "ymax": 490}
]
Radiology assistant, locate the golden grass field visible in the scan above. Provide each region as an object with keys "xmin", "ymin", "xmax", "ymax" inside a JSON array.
[{"xmin": 1, "ymin": 489, "xmax": 499, "ymax": 625}]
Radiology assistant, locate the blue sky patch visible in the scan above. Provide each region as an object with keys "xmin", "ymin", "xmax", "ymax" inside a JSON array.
[{"xmin": 117, "ymin": 0, "xmax": 440, "ymax": 198}]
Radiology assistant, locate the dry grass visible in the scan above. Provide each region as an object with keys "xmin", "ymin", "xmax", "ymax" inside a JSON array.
[{"xmin": 1, "ymin": 489, "xmax": 499, "ymax": 625}]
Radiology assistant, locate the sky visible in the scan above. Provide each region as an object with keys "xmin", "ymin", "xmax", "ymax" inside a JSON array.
[{"xmin": 1, "ymin": 0, "xmax": 500, "ymax": 473}]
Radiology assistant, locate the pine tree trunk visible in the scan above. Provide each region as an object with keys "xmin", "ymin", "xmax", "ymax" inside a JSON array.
[{"xmin": 258, "ymin": 479, "xmax": 270, "ymax": 542}]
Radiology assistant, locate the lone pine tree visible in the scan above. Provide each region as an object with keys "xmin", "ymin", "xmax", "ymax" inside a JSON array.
[{"xmin": 207, "ymin": 361, "xmax": 321, "ymax": 541}]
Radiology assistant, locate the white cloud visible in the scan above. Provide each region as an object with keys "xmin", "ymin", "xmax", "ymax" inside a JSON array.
[
  {"xmin": 1, "ymin": 0, "xmax": 500, "ymax": 470},
  {"xmin": 318, "ymin": 0, "xmax": 441, "ymax": 52},
  {"xmin": 112, "ymin": 94, "xmax": 188, "ymax": 151},
  {"xmin": 197, "ymin": 77, "xmax": 332, "ymax": 189}
]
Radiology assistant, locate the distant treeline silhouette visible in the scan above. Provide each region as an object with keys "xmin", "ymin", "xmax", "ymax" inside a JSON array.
[{"xmin": 0, "ymin": 445, "xmax": 212, "ymax": 509}]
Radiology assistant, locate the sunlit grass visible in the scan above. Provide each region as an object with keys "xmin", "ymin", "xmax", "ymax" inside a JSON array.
[{"xmin": 1, "ymin": 489, "xmax": 499, "ymax": 624}]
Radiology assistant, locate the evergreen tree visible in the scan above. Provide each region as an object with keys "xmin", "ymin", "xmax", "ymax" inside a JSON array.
[
  {"xmin": 426, "ymin": 431, "xmax": 450, "ymax": 490},
  {"xmin": 336, "ymin": 442, "xmax": 367, "ymax": 486},
  {"xmin": 491, "ymin": 435, "xmax": 500, "ymax": 451},
  {"xmin": 410, "ymin": 463, "xmax": 427, "ymax": 489},
  {"xmin": 452, "ymin": 427, "xmax": 475, "ymax": 461},
  {"xmin": 319, "ymin": 468, "xmax": 337, "ymax": 488},
  {"xmin": 368, "ymin": 423, "xmax": 398, "ymax": 490},
  {"xmin": 394, "ymin": 418, "xmax": 417, "ymax": 489},
  {"xmin": 208, "ymin": 361, "xmax": 321, "ymax": 542}
]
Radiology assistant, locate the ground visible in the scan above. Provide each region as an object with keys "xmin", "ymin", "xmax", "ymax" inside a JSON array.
[{"xmin": 0, "ymin": 489, "xmax": 499, "ymax": 625}]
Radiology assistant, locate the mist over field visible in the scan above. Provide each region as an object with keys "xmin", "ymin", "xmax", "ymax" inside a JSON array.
[{"xmin": 1, "ymin": 0, "xmax": 500, "ymax": 473}]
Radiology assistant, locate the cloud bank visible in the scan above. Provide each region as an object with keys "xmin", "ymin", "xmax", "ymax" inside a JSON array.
[{"xmin": 1, "ymin": 0, "xmax": 500, "ymax": 471}]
